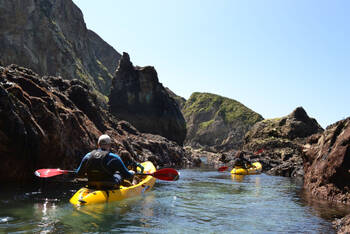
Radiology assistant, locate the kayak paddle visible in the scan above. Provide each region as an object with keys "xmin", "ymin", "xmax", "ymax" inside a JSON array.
[
  {"xmin": 218, "ymin": 166, "xmax": 229, "ymax": 172},
  {"xmin": 137, "ymin": 168, "xmax": 179, "ymax": 181},
  {"xmin": 34, "ymin": 169, "xmax": 76, "ymax": 178},
  {"xmin": 35, "ymin": 168, "xmax": 179, "ymax": 181}
]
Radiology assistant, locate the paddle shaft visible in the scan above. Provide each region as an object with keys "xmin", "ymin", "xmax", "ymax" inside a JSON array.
[
  {"xmin": 35, "ymin": 168, "xmax": 179, "ymax": 181},
  {"xmin": 64, "ymin": 170, "xmax": 76, "ymax": 173}
]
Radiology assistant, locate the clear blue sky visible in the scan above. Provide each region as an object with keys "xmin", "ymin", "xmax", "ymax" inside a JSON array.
[{"xmin": 73, "ymin": 0, "xmax": 349, "ymax": 128}]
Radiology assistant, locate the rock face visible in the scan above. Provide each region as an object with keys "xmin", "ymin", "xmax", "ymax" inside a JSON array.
[
  {"xmin": 303, "ymin": 117, "xmax": 350, "ymax": 204},
  {"xmin": 166, "ymin": 87, "xmax": 186, "ymax": 109},
  {"xmin": 182, "ymin": 92, "xmax": 263, "ymax": 152},
  {"xmin": 243, "ymin": 107, "xmax": 323, "ymax": 177},
  {"xmin": 0, "ymin": 0, "xmax": 120, "ymax": 95},
  {"xmin": 109, "ymin": 53, "xmax": 186, "ymax": 146},
  {"xmin": 334, "ymin": 215, "xmax": 350, "ymax": 234},
  {"xmin": 0, "ymin": 64, "xmax": 193, "ymax": 183}
]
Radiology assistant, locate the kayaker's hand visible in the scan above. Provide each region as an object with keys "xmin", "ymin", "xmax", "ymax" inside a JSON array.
[
  {"xmin": 128, "ymin": 170, "xmax": 135, "ymax": 176},
  {"xmin": 136, "ymin": 163, "xmax": 144, "ymax": 173}
]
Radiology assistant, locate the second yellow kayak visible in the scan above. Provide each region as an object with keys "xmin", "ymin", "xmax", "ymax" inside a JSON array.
[{"xmin": 230, "ymin": 162, "xmax": 262, "ymax": 175}]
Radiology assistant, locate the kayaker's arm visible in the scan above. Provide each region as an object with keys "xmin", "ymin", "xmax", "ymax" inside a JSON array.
[
  {"xmin": 129, "ymin": 160, "xmax": 145, "ymax": 173},
  {"xmin": 242, "ymin": 157, "xmax": 253, "ymax": 168},
  {"xmin": 75, "ymin": 153, "xmax": 91, "ymax": 178},
  {"xmin": 107, "ymin": 153, "xmax": 134, "ymax": 179}
]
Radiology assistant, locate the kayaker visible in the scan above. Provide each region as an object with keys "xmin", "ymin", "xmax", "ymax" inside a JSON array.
[
  {"xmin": 232, "ymin": 151, "xmax": 253, "ymax": 169},
  {"xmin": 119, "ymin": 149, "xmax": 145, "ymax": 174},
  {"xmin": 75, "ymin": 134, "xmax": 135, "ymax": 189}
]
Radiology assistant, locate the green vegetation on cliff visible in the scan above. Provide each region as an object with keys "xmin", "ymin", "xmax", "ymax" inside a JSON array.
[
  {"xmin": 183, "ymin": 92, "xmax": 263, "ymax": 127},
  {"xmin": 183, "ymin": 92, "xmax": 264, "ymax": 150}
]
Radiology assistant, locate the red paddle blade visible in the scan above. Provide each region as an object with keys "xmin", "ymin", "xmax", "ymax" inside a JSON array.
[
  {"xmin": 218, "ymin": 166, "xmax": 229, "ymax": 172},
  {"xmin": 152, "ymin": 168, "xmax": 179, "ymax": 181},
  {"xmin": 34, "ymin": 169, "xmax": 70, "ymax": 178}
]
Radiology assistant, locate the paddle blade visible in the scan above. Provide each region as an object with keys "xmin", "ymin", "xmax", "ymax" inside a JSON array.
[
  {"xmin": 152, "ymin": 168, "xmax": 179, "ymax": 181},
  {"xmin": 34, "ymin": 169, "xmax": 71, "ymax": 178},
  {"xmin": 218, "ymin": 166, "xmax": 229, "ymax": 172}
]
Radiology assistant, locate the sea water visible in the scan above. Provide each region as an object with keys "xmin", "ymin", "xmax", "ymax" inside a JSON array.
[{"xmin": 0, "ymin": 168, "xmax": 349, "ymax": 233}]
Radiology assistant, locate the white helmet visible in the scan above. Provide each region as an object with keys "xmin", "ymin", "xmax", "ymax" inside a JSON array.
[{"xmin": 98, "ymin": 134, "xmax": 112, "ymax": 146}]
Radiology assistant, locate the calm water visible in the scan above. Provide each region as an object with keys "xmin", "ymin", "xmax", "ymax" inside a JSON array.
[{"xmin": 1, "ymin": 168, "xmax": 350, "ymax": 233}]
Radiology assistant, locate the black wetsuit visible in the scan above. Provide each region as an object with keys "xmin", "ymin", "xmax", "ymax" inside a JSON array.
[
  {"xmin": 76, "ymin": 149, "xmax": 133, "ymax": 188},
  {"xmin": 232, "ymin": 156, "xmax": 252, "ymax": 169}
]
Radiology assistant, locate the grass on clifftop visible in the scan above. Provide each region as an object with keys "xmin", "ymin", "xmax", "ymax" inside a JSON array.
[{"xmin": 183, "ymin": 92, "xmax": 263, "ymax": 126}]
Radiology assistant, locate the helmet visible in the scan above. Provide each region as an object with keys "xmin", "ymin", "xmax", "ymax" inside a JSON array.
[{"xmin": 98, "ymin": 134, "xmax": 112, "ymax": 146}]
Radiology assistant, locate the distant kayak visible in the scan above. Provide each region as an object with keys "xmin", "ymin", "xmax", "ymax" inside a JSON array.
[
  {"xmin": 230, "ymin": 162, "xmax": 262, "ymax": 175},
  {"xmin": 70, "ymin": 161, "xmax": 156, "ymax": 206}
]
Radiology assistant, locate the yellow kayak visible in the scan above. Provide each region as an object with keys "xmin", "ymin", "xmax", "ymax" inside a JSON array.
[
  {"xmin": 70, "ymin": 161, "xmax": 156, "ymax": 206},
  {"xmin": 230, "ymin": 162, "xmax": 262, "ymax": 175}
]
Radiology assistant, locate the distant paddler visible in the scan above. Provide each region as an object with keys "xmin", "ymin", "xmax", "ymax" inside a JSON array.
[{"xmin": 232, "ymin": 151, "xmax": 253, "ymax": 169}]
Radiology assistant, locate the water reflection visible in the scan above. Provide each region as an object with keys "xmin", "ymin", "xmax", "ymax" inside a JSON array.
[
  {"xmin": 49, "ymin": 192, "xmax": 158, "ymax": 232},
  {"xmin": 298, "ymin": 189, "xmax": 350, "ymax": 221},
  {"xmin": 0, "ymin": 217, "xmax": 14, "ymax": 223},
  {"xmin": 231, "ymin": 174, "xmax": 244, "ymax": 182}
]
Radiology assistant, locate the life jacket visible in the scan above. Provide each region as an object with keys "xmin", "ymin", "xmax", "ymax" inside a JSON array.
[
  {"xmin": 85, "ymin": 150, "xmax": 114, "ymax": 182},
  {"xmin": 233, "ymin": 157, "xmax": 243, "ymax": 166},
  {"xmin": 233, "ymin": 157, "xmax": 252, "ymax": 169}
]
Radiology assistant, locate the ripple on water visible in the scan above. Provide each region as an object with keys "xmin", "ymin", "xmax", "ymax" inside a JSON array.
[{"xmin": 0, "ymin": 217, "xmax": 14, "ymax": 223}]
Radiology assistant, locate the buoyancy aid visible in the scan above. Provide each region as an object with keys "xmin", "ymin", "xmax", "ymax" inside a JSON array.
[{"xmin": 86, "ymin": 150, "xmax": 114, "ymax": 182}]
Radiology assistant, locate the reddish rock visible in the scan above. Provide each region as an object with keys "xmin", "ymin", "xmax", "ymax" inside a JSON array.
[
  {"xmin": 303, "ymin": 117, "xmax": 350, "ymax": 204},
  {"xmin": 334, "ymin": 215, "xmax": 350, "ymax": 234}
]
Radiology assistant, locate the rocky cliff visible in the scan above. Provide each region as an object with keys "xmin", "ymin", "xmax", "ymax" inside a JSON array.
[
  {"xmin": 0, "ymin": 0, "xmax": 120, "ymax": 96},
  {"xmin": 0, "ymin": 64, "xmax": 194, "ymax": 183},
  {"xmin": 109, "ymin": 53, "xmax": 187, "ymax": 145},
  {"xmin": 303, "ymin": 117, "xmax": 350, "ymax": 203},
  {"xmin": 182, "ymin": 92, "xmax": 263, "ymax": 152},
  {"xmin": 243, "ymin": 107, "xmax": 323, "ymax": 177},
  {"xmin": 302, "ymin": 117, "xmax": 350, "ymax": 233},
  {"xmin": 166, "ymin": 87, "xmax": 186, "ymax": 109}
]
